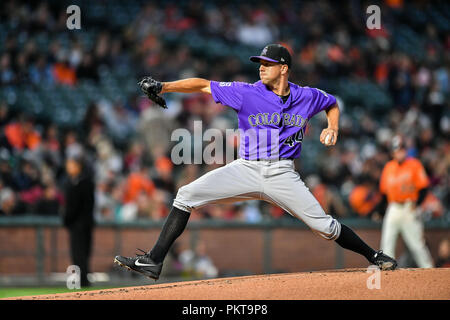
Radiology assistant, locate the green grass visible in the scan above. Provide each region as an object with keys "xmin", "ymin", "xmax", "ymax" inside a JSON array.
[{"xmin": 0, "ymin": 286, "xmax": 116, "ymax": 299}]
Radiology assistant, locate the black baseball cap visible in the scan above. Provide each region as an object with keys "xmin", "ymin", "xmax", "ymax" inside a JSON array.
[{"xmin": 250, "ymin": 44, "xmax": 292, "ymax": 68}]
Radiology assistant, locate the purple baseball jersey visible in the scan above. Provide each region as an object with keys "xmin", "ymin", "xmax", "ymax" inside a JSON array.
[{"xmin": 210, "ymin": 80, "xmax": 336, "ymax": 160}]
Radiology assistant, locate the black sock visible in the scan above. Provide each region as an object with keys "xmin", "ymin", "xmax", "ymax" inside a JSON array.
[
  {"xmin": 335, "ymin": 224, "xmax": 376, "ymax": 262},
  {"xmin": 149, "ymin": 206, "xmax": 190, "ymax": 264}
]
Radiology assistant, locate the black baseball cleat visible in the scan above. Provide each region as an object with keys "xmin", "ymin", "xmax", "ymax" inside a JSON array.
[
  {"xmin": 114, "ymin": 249, "xmax": 163, "ymax": 280},
  {"xmin": 370, "ymin": 250, "xmax": 397, "ymax": 270}
]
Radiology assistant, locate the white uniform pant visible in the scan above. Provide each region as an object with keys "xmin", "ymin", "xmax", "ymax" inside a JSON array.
[
  {"xmin": 173, "ymin": 159, "xmax": 341, "ymax": 240},
  {"xmin": 380, "ymin": 202, "xmax": 434, "ymax": 268}
]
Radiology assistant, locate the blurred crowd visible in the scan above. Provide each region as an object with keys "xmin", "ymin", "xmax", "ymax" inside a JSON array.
[{"xmin": 0, "ymin": 0, "xmax": 448, "ymax": 223}]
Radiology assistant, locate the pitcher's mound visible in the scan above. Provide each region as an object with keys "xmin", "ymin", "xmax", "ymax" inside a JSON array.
[{"xmin": 11, "ymin": 268, "xmax": 450, "ymax": 300}]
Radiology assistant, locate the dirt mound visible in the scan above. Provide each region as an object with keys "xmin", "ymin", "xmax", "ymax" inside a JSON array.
[{"xmin": 8, "ymin": 268, "xmax": 450, "ymax": 300}]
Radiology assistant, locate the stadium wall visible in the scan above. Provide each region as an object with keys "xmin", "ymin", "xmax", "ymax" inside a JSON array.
[{"xmin": 0, "ymin": 218, "xmax": 448, "ymax": 275}]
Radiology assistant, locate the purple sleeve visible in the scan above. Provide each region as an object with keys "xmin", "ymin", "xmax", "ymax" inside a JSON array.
[
  {"xmin": 307, "ymin": 88, "xmax": 337, "ymax": 118},
  {"xmin": 210, "ymin": 81, "xmax": 244, "ymax": 111}
]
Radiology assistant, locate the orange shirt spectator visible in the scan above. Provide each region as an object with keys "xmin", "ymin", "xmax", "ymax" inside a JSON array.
[
  {"xmin": 155, "ymin": 156, "xmax": 173, "ymax": 174},
  {"xmin": 53, "ymin": 62, "xmax": 76, "ymax": 86},
  {"xmin": 269, "ymin": 205, "xmax": 284, "ymax": 219},
  {"xmin": 379, "ymin": 157, "xmax": 429, "ymax": 203},
  {"xmin": 421, "ymin": 192, "xmax": 444, "ymax": 218},
  {"xmin": 385, "ymin": 0, "xmax": 404, "ymax": 9},
  {"xmin": 349, "ymin": 184, "xmax": 382, "ymax": 217},
  {"xmin": 122, "ymin": 169, "xmax": 156, "ymax": 203},
  {"xmin": 4, "ymin": 122, "xmax": 41, "ymax": 151},
  {"xmin": 375, "ymin": 61, "xmax": 389, "ymax": 84}
]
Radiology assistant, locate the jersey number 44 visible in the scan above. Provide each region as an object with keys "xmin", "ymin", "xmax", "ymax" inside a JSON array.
[{"xmin": 283, "ymin": 129, "xmax": 304, "ymax": 147}]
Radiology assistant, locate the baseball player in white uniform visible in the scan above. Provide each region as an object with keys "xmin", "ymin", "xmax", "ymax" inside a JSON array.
[
  {"xmin": 115, "ymin": 44, "xmax": 397, "ymax": 280},
  {"xmin": 379, "ymin": 135, "xmax": 434, "ymax": 268}
]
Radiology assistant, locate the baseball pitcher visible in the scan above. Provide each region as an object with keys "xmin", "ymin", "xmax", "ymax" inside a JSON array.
[{"xmin": 115, "ymin": 44, "xmax": 397, "ymax": 280}]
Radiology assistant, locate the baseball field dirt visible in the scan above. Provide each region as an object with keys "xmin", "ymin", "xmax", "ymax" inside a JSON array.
[{"xmin": 7, "ymin": 268, "xmax": 450, "ymax": 300}]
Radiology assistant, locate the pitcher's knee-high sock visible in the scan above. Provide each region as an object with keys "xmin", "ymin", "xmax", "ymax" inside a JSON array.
[
  {"xmin": 149, "ymin": 207, "xmax": 190, "ymax": 264},
  {"xmin": 335, "ymin": 224, "xmax": 377, "ymax": 262}
]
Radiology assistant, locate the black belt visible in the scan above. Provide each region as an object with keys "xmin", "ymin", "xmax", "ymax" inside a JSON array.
[{"xmin": 244, "ymin": 158, "xmax": 295, "ymax": 162}]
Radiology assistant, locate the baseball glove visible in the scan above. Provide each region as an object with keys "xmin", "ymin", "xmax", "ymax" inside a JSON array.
[{"xmin": 138, "ymin": 76, "xmax": 167, "ymax": 109}]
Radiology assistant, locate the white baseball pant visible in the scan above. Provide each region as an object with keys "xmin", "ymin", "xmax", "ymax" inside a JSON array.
[
  {"xmin": 380, "ymin": 202, "xmax": 434, "ymax": 268},
  {"xmin": 173, "ymin": 158, "xmax": 341, "ymax": 240}
]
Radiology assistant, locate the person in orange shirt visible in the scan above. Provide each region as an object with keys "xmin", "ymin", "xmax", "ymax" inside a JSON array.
[
  {"xmin": 349, "ymin": 175, "xmax": 382, "ymax": 220},
  {"xmin": 4, "ymin": 115, "xmax": 41, "ymax": 151},
  {"xmin": 122, "ymin": 166, "xmax": 156, "ymax": 204},
  {"xmin": 52, "ymin": 60, "xmax": 76, "ymax": 86},
  {"xmin": 379, "ymin": 135, "xmax": 434, "ymax": 268}
]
